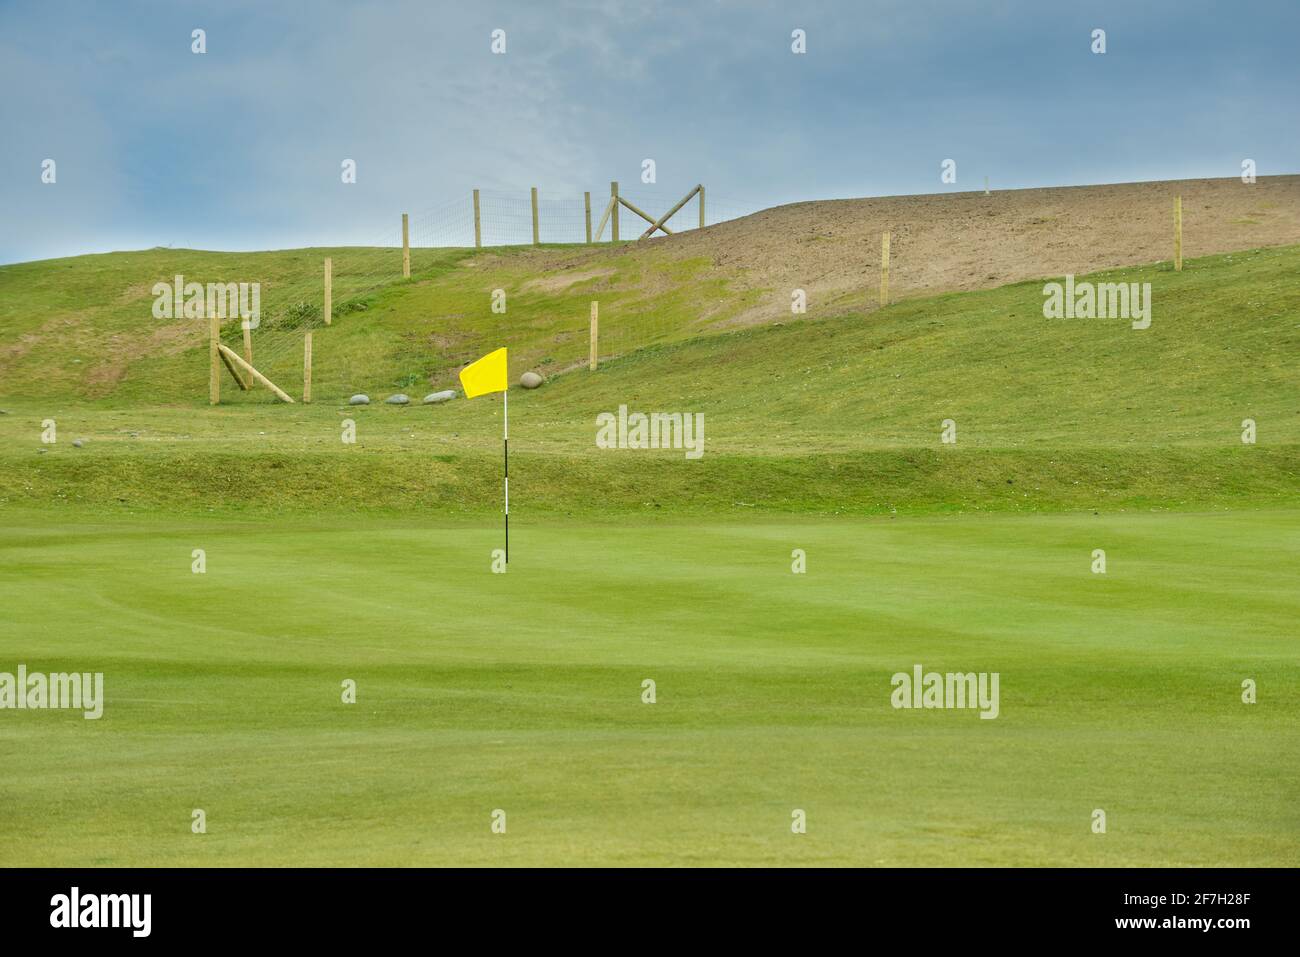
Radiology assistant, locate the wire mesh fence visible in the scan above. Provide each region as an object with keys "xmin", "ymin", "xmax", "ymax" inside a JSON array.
[
  {"xmin": 213, "ymin": 185, "xmax": 764, "ymax": 405},
  {"xmin": 409, "ymin": 185, "xmax": 762, "ymax": 248}
]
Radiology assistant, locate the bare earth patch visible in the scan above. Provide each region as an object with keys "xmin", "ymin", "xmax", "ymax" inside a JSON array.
[
  {"xmin": 660, "ymin": 175, "xmax": 1300, "ymax": 325},
  {"xmin": 519, "ymin": 175, "xmax": 1299, "ymax": 328},
  {"xmin": 84, "ymin": 321, "xmax": 202, "ymax": 396},
  {"xmin": 521, "ymin": 267, "xmax": 616, "ymax": 293}
]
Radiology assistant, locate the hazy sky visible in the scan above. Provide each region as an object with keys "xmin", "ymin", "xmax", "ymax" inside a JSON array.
[{"xmin": 1, "ymin": 0, "xmax": 1294, "ymax": 264}]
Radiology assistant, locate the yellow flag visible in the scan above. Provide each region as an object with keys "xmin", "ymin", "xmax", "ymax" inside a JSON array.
[{"xmin": 459, "ymin": 347, "xmax": 508, "ymax": 398}]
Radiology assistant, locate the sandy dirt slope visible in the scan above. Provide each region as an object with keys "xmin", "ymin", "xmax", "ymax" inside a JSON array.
[{"xmin": 617, "ymin": 175, "xmax": 1300, "ymax": 322}]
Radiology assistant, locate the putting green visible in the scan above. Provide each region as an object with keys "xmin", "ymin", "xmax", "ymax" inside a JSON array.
[{"xmin": 0, "ymin": 507, "xmax": 1295, "ymax": 866}]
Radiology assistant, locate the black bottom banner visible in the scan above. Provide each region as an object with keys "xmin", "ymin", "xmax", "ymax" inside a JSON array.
[{"xmin": 0, "ymin": 867, "xmax": 1284, "ymax": 943}]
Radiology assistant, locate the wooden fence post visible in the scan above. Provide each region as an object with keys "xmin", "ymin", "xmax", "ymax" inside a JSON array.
[
  {"xmin": 402, "ymin": 213, "xmax": 410, "ymax": 278},
  {"xmin": 473, "ymin": 189, "xmax": 482, "ymax": 248},
  {"xmin": 590, "ymin": 301, "xmax": 598, "ymax": 371},
  {"xmin": 323, "ymin": 257, "xmax": 332, "ymax": 326},
  {"xmin": 241, "ymin": 319, "xmax": 253, "ymax": 373},
  {"xmin": 209, "ymin": 315, "xmax": 220, "ymax": 405},
  {"xmin": 699, "ymin": 185, "xmax": 705, "ymax": 228},
  {"xmin": 303, "ymin": 331, "xmax": 313, "ymax": 404},
  {"xmin": 1174, "ymin": 195, "xmax": 1183, "ymax": 271},
  {"xmin": 531, "ymin": 187, "xmax": 540, "ymax": 245},
  {"xmin": 610, "ymin": 181, "xmax": 619, "ymax": 242},
  {"xmin": 584, "ymin": 192, "xmax": 592, "ymax": 243},
  {"xmin": 880, "ymin": 231, "xmax": 891, "ymax": 307}
]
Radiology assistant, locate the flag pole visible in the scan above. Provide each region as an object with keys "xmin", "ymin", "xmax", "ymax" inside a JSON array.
[
  {"xmin": 457, "ymin": 347, "xmax": 510, "ymax": 564},
  {"xmin": 503, "ymin": 388, "xmax": 509, "ymax": 563}
]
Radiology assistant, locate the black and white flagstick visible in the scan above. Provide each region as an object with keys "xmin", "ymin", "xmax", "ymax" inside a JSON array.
[{"xmin": 503, "ymin": 389, "xmax": 509, "ymax": 563}]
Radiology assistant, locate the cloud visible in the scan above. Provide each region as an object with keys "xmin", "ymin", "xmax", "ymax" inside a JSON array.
[{"xmin": 0, "ymin": 0, "xmax": 1295, "ymax": 263}]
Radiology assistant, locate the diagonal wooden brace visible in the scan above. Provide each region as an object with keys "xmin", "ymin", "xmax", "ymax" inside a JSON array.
[
  {"xmin": 639, "ymin": 184, "xmax": 701, "ymax": 240},
  {"xmin": 217, "ymin": 343, "xmax": 294, "ymax": 403},
  {"xmin": 593, "ymin": 194, "xmax": 616, "ymax": 242},
  {"xmin": 619, "ymin": 196, "xmax": 674, "ymax": 236}
]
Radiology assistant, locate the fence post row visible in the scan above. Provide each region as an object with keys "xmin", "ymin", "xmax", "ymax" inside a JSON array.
[
  {"xmin": 463, "ymin": 183, "xmax": 710, "ymax": 248},
  {"xmin": 213, "ymin": 185, "xmax": 1197, "ymax": 408}
]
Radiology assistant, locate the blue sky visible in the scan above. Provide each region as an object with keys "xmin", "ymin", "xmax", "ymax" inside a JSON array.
[{"xmin": 1, "ymin": 0, "xmax": 1294, "ymax": 264}]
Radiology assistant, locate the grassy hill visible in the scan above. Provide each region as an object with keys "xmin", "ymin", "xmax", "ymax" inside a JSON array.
[
  {"xmin": 1, "ymin": 240, "xmax": 1296, "ymax": 515},
  {"xmin": 4, "ymin": 175, "xmax": 1298, "ymax": 405}
]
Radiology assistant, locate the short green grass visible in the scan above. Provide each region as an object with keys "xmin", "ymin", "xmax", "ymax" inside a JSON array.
[
  {"xmin": 0, "ymin": 508, "xmax": 1295, "ymax": 866},
  {"xmin": 2, "ymin": 239, "xmax": 1296, "ymax": 866}
]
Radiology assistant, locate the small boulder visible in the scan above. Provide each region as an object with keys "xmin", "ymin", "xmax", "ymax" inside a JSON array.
[
  {"xmin": 385, "ymin": 393, "xmax": 410, "ymax": 405},
  {"xmin": 349, "ymin": 394, "xmax": 370, "ymax": 405},
  {"xmin": 423, "ymin": 390, "xmax": 456, "ymax": 404},
  {"xmin": 520, "ymin": 371, "xmax": 544, "ymax": 389}
]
